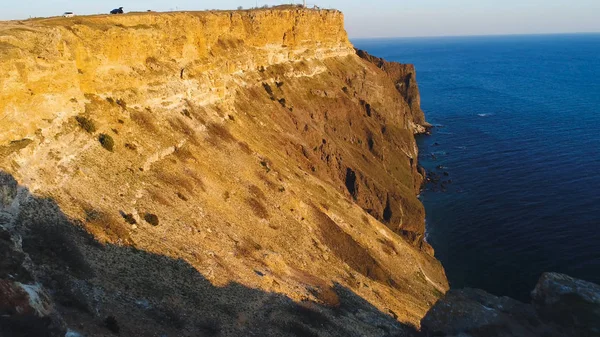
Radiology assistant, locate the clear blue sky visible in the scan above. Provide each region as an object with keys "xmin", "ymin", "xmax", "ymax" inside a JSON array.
[{"xmin": 3, "ymin": 0, "xmax": 600, "ymax": 38}]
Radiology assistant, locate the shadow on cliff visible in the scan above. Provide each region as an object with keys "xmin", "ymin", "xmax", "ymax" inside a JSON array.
[{"xmin": 0, "ymin": 170, "xmax": 420, "ymax": 337}]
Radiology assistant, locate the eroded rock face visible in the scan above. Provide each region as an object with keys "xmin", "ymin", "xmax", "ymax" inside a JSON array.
[
  {"xmin": 0, "ymin": 8, "xmax": 446, "ymax": 336},
  {"xmin": 356, "ymin": 49, "xmax": 429, "ymax": 133},
  {"xmin": 1, "ymin": 176, "xmax": 67, "ymax": 337},
  {"xmin": 0, "ymin": 280, "xmax": 67, "ymax": 337},
  {"xmin": 421, "ymin": 273, "xmax": 600, "ymax": 337}
]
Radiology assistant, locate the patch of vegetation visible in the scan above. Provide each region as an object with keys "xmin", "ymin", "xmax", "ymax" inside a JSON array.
[
  {"xmin": 131, "ymin": 110, "xmax": 158, "ymax": 133},
  {"xmin": 144, "ymin": 213, "xmax": 160, "ymax": 226},
  {"xmin": 181, "ymin": 109, "xmax": 192, "ymax": 119},
  {"xmin": 237, "ymin": 141, "xmax": 252, "ymax": 154},
  {"xmin": 98, "ymin": 133, "xmax": 115, "ymax": 152},
  {"xmin": 248, "ymin": 185, "xmax": 266, "ymax": 200},
  {"xmin": 307, "ymin": 286, "xmax": 340, "ymax": 308},
  {"xmin": 147, "ymin": 189, "xmax": 173, "ymax": 207},
  {"xmin": 168, "ymin": 118, "xmax": 199, "ymax": 145},
  {"xmin": 275, "ymin": 81, "xmax": 284, "ymax": 88},
  {"xmin": 206, "ymin": 123, "xmax": 236, "ymax": 145},
  {"xmin": 0, "ymin": 139, "xmax": 33, "ymax": 157},
  {"xmin": 278, "ymin": 98, "xmax": 287, "ymax": 107},
  {"xmin": 106, "ymin": 97, "xmax": 115, "ymax": 104},
  {"xmin": 75, "ymin": 116, "xmax": 97, "ymax": 133},
  {"xmin": 235, "ymin": 237, "xmax": 263, "ymax": 258},
  {"xmin": 84, "ymin": 208, "xmax": 132, "ymax": 245},
  {"xmin": 155, "ymin": 170, "xmax": 198, "ymax": 195},
  {"xmin": 173, "ymin": 146, "xmax": 197, "ymax": 162}
]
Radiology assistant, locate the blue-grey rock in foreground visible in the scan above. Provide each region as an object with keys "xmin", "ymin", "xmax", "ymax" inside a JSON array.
[
  {"xmin": 532, "ymin": 272, "xmax": 600, "ymax": 337},
  {"xmin": 421, "ymin": 272, "xmax": 600, "ymax": 337}
]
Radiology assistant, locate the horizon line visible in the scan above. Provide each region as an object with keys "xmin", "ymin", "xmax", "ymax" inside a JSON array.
[{"xmin": 350, "ymin": 31, "xmax": 600, "ymax": 40}]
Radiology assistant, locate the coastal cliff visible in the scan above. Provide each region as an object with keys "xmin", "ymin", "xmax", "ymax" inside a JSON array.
[
  {"xmin": 0, "ymin": 8, "xmax": 445, "ymax": 336},
  {"xmin": 1, "ymin": 8, "xmax": 599, "ymax": 337}
]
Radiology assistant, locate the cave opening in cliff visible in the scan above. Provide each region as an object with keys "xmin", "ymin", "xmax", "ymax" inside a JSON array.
[
  {"xmin": 367, "ymin": 133, "xmax": 375, "ymax": 152},
  {"xmin": 345, "ymin": 168, "xmax": 357, "ymax": 199},
  {"xmin": 383, "ymin": 197, "xmax": 393, "ymax": 223}
]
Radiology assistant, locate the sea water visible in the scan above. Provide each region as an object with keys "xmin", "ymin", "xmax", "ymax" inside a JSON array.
[{"xmin": 354, "ymin": 34, "xmax": 600, "ymax": 301}]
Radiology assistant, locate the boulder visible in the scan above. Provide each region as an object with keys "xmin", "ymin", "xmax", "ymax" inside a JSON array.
[
  {"xmin": 421, "ymin": 288, "xmax": 559, "ymax": 337},
  {"xmin": 422, "ymin": 273, "xmax": 600, "ymax": 337},
  {"xmin": 532, "ymin": 272, "xmax": 600, "ymax": 337},
  {"xmin": 0, "ymin": 280, "xmax": 67, "ymax": 337}
]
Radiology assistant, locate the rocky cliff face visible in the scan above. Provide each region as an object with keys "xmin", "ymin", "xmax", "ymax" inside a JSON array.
[
  {"xmin": 356, "ymin": 50, "xmax": 429, "ymax": 134},
  {"xmin": 0, "ymin": 9, "xmax": 446, "ymax": 336}
]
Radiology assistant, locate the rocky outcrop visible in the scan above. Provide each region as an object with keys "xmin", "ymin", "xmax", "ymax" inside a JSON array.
[
  {"xmin": 0, "ymin": 175, "xmax": 67, "ymax": 337},
  {"xmin": 421, "ymin": 272, "xmax": 600, "ymax": 337},
  {"xmin": 532, "ymin": 273, "xmax": 600, "ymax": 337},
  {"xmin": 356, "ymin": 49, "xmax": 430, "ymax": 133},
  {"xmin": 0, "ymin": 8, "xmax": 446, "ymax": 336}
]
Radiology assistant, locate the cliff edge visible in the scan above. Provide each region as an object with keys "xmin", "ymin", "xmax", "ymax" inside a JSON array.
[{"xmin": 1, "ymin": 9, "xmax": 446, "ymax": 337}]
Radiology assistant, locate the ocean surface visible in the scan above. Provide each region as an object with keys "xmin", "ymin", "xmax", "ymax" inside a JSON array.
[{"xmin": 354, "ymin": 34, "xmax": 600, "ymax": 301}]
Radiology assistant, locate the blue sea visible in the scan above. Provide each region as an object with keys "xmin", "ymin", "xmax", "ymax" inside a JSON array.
[{"xmin": 354, "ymin": 34, "xmax": 600, "ymax": 301}]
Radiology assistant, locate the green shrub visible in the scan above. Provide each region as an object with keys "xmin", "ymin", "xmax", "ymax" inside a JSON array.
[
  {"xmin": 98, "ymin": 134, "xmax": 115, "ymax": 152},
  {"xmin": 75, "ymin": 116, "xmax": 97, "ymax": 133}
]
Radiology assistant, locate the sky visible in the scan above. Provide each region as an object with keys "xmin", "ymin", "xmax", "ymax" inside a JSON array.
[{"xmin": 2, "ymin": 0, "xmax": 600, "ymax": 38}]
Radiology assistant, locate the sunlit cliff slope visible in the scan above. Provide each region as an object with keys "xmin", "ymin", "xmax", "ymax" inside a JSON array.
[{"xmin": 0, "ymin": 8, "xmax": 447, "ymax": 336}]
